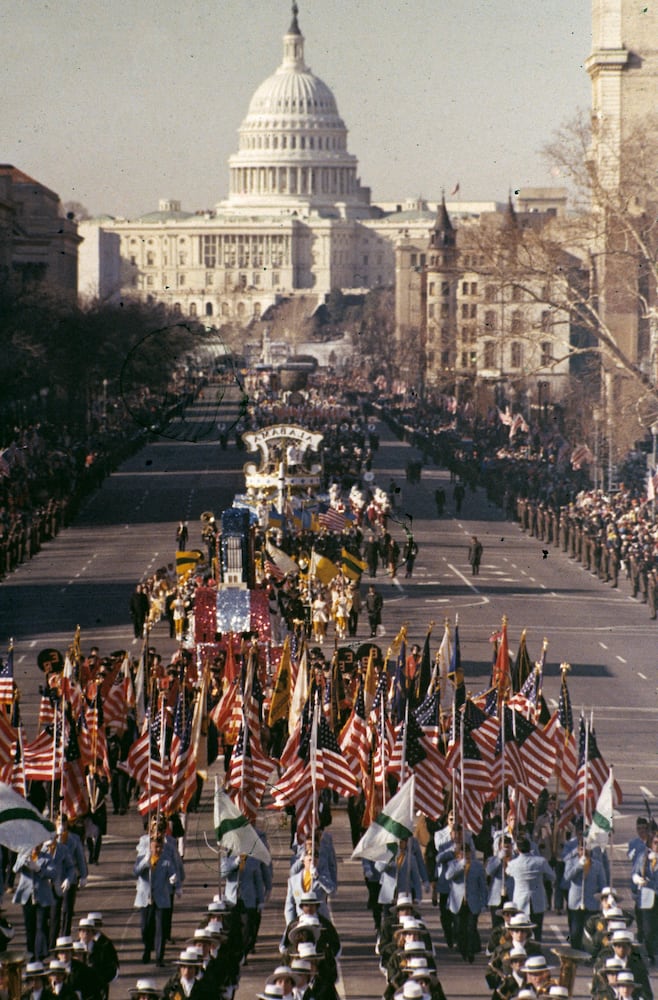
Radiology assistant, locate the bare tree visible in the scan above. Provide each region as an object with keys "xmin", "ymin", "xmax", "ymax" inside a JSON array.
[{"xmin": 463, "ymin": 113, "xmax": 658, "ymax": 456}]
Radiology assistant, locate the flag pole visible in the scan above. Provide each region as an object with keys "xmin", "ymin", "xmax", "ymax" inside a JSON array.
[
  {"xmin": 310, "ymin": 693, "xmax": 320, "ymax": 866},
  {"xmin": 609, "ymin": 766, "xmax": 615, "ymax": 891},
  {"xmin": 50, "ymin": 699, "xmax": 59, "ymax": 820},
  {"xmin": 400, "ymin": 699, "xmax": 409, "ymax": 787},
  {"xmin": 459, "ymin": 707, "xmax": 465, "ymax": 853},
  {"xmin": 380, "ymin": 680, "xmax": 387, "ymax": 808},
  {"xmin": 500, "ymin": 702, "xmax": 506, "ymax": 834}
]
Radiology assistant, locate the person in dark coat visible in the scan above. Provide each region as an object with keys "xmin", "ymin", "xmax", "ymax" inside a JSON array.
[
  {"xmin": 468, "ymin": 536, "xmax": 483, "ymax": 576},
  {"xmin": 365, "ymin": 585, "xmax": 383, "ymax": 638}
]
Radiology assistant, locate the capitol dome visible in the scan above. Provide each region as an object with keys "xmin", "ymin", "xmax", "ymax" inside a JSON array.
[{"xmin": 224, "ymin": 4, "xmax": 370, "ymax": 216}]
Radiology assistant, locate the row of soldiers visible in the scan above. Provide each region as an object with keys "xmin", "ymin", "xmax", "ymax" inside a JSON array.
[
  {"xmin": 516, "ymin": 496, "xmax": 658, "ymax": 619},
  {"xmin": 0, "ymin": 498, "xmax": 68, "ymax": 578}
]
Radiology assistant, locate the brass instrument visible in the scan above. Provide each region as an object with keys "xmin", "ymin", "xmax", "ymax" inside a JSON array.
[
  {"xmin": 551, "ymin": 946, "xmax": 591, "ymax": 997},
  {"xmin": 1, "ymin": 951, "xmax": 24, "ymax": 1000}
]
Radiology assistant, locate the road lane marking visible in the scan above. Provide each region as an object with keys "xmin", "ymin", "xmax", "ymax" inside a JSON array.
[{"xmin": 638, "ymin": 672, "xmax": 647, "ymax": 679}]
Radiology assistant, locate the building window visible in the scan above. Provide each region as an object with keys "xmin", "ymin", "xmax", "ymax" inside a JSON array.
[
  {"xmin": 178, "ymin": 253, "xmax": 186, "ymax": 266},
  {"xmin": 428, "ymin": 303, "xmax": 435, "ymax": 318},
  {"xmin": 410, "ymin": 254, "xmax": 417, "ymax": 267},
  {"xmin": 146, "ymin": 275, "xmax": 154, "ymax": 287},
  {"xmin": 202, "ymin": 235, "xmax": 217, "ymax": 268},
  {"xmin": 205, "ymin": 302, "xmax": 213, "ymax": 316},
  {"xmin": 253, "ymin": 302, "xmax": 261, "ymax": 318},
  {"xmin": 470, "ymin": 282, "xmax": 478, "ymax": 295},
  {"xmin": 541, "ymin": 340, "xmax": 553, "ymax": 365},
  {"xmin": 483, "ymin": 341, "xmax": 496, "ymax": 368},
  {"xmin": 189, "ymin": 302, "xmax": 197, "ymax": 316},
  {"xmin": 511, "ymin": 284, "xmax": 523, "ymax": 301},
  {"xmin": 146, "ymin": 252, "xmax": 155, "ymax": 266},
  {"xmin": 440, "ymin": 303, "xmax": 449, "ymax": 318},
  {"xmin": 130, "ymin": 255, "xmax": 137, "ymax": 266},
  {"xmin": 173, "ymin": 302, "xmax": 181, "ymax": 314},
  {"xmin": 428, "ymin": 282, "xmax": 435, "ymax": 295},
  {"xmin": 272, "ymin": 271, "xmax": 280, "ymax": 286},
  {"xmin": 253, "ymin": 272, "xmax": 261, "ymax": 286},
  {"xmin": 206, "ymin": 272, "xmax": 214, "ymax": 285},
  {"xmin": 511, "ymin": 341, "xmax": 523, "ymax": 368},
  {"xmin": 469, "ymin": 303, "xmax": 477, "ymax": 319},
  {"xmin": 178, "ymin": 274, "xmax": 185, "ymax": 286},
  {"xmin": 441, "ymin": 281, "xmax": 450, "ymax": 296},
  {"xmin": 461, "ymin": 303, "xmax": 469, "ymax": 319},
  {"xmin": 541, "ymin": 310, "xmax": 551, "ymax": 332},
  {"xmin": 511, "ymin": 310, "xmax": 523, "ymax": 333},
  {"xmin": 484, "ymin": 310, "xmax": 496, "ymax": 331},
  {"xmin": 484, "ymin": 284, "xmax": 496, "ymax": 303}
]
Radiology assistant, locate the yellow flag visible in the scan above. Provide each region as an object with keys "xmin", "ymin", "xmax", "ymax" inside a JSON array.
[
  {"xmin": 364, "ymin": 647, "xmax": 379, "ymax": 716},
  {"xmin": 268, "ymin": 637, "xmax": 292, "ymax": 727},
  {"xmin": 310, "ymin": 551, "xmax": 340, "ymax": 585}
]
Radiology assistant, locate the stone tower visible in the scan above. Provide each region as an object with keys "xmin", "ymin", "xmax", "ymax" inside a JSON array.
[{"xmin": 586, "ymin": 0, "xmax": 658, "ymax": 450}]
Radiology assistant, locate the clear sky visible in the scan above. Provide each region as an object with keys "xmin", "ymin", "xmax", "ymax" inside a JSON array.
[{"xmin": 2, "ymin": 1, "xmax": 592, "ymax": 219}]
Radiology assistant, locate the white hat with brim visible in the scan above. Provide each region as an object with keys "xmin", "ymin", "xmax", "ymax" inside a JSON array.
[
  {"xmin": 522, "ymin": 956, "xmax": 556, "ymax": 974},
  {"xmin": 290, "ymin": 958, "xmax": 313, "ymax": 975},
  {"xmin": 611, "ymin": 930, "xmax": 635, "ymax": 945},
  {"xmin": 289, "ymin": 941, "xmax": 319, "ymax": 962},
  {"xmin": 289, "ymin": 915, "xmax": 322, "ymax": 946},
  {"xmin": 617, "ymin": 972, "xmax": 638, "ymax": 987},
  {"xmin": 128, "ymin": 979, "xmax": 160, "ymax": 997},
  {"xmin": 173, "ymin": 949, "xmax": 203, "ymax": 967},
  {"xmin": 394, "ymin": 982, "xmax": 424, "ymax": 1000},
  {"xmin": 517, "ymin": 991, "xmax": 538, "ymax": 1000},
  {"xmin": 548, "ymin": 987, "xmax": 570, "ymax": 999},
  {"xmin": 48, "ymin": 961, "xmax": 69, "ymax": 975},
  {"xmin": 23, "ymin": 963, "xmax": 48, "ymax": 979},
  {"xmin": 267, "ymin": 966, "xmax": 299, "ymax": 987},
  {"xmin": 509, "ymin": 914, "xmax": 536, "ymax": 931},
  {"xmin": 256, "ymin": 986, "xmax": 284, "ymax": 1000}
]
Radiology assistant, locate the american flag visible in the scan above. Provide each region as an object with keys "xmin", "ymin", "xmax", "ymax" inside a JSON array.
[
  {"xmin": 102, "ymin": 657, "xmax": 130, "ymax": 733},
  {"xmin": 397, "ymin": 713, "xmax": 449, "ymax": 820},
  {"xmin": 339, "ymin": 684, "xmax": 370, "ymax": 777},
  {"xmin": 62, "ymin": 717, "xmax": 89, "ymax": 820},
  {"xmin": 318, "ymin": 505, "xmax": 345, "ymax": 533},
  {"xmin": 559, "ymin": 715, "xmax": 618, "ymax": 826},
  {"xmin": 23, "ymin": 729, "xmax": 58, "ymax": 780},
  {"xmin": 555, "ymin": 670, "xmax": 578, "ymax": 793},
  {"xmin": 125, "ymin": 703, "xmax": 170, "ymax": 811},
  {"xmin": 498, "ymin": 705, "xmax": 557, "ymax": 800},
  {"xmin": 0, "ymin": 709, "xmax": 17, "ymax": 769},
  {"xmin": 0, "ymin": 646, "xmax": 14, "ymax": 704},
  {"xmin": 166, "ymin": 690, "xmax": 196, "ymax": 815},
  {"xmin": 446, "ymin": 700, "xmax": 494, "ymax": 829},
  {"xmin": 226, "ymin": 720, "xmax": 275, "ymax": 821}
]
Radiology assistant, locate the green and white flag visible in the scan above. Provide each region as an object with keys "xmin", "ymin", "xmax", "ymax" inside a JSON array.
[
  {"xmin": 0, "ymin": 782, "xmax": 55, "ymax": 851},
  {"xmin": 213, "ymin": 781, "xmax": 271, "ymax": 865},
  {"xmin": 586, "ymin": 769, "xmax": 616, "ymax": 849},
  {"xmin": 352, "ymin": 775, "xmax": 416, "ymax": 862}
]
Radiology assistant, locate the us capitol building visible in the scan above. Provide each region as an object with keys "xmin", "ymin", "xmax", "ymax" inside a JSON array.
[{"xmin": 79, "ymin": 4, "xmax": 453, "ymax": 321}]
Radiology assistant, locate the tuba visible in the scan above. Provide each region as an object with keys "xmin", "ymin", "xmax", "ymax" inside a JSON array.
[
  {"xmin": 551, "ymin": 946, "xmax": 591, "ymax": 997},
  {"xmin": 1, "ymin": 951, "xmax": 24, "ymax": 1000}
]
